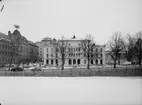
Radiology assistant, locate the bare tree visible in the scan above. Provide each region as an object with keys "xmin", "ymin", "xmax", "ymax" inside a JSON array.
[
  {"xmin": 108, "ymin": 32, "xmax": 125, "ymax": 68},
  {"xmin": 81, "ymin": 34, "xmax": 95, "ymax": 70},
  {"xmin": 8, "ymin": 36, "xmax": 20, "ymax": 70},
  {"xmin": 135, "ymin": 32, "xmax": 142, "ymax": 66},
  {"xmin": 125, "ymin": 34, "xmax": 136, "ymax": 62},
  {"xmin": 126, "ymin": 32, "xmax": 142, "ymax": 66},
  {"xmin": 56, "ymin": 36, "xmax": 69, "ymax": 71},
  {"xmin": 8, "ymin": 25, "xmax": 21, "ymax": 70},
  {"xmin": 8, "ymin": 40, "xmax": 16, "ymax": 70}
]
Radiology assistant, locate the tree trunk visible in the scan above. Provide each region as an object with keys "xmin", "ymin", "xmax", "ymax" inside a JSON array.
[
  {"xmin": 87, "ymin": 59, "xmax": 90, "ymax": 70},
  {"xmin": 118, "ymin": 57, "xmax": 120, "ymax": 65},
  {"xmin": 138, "ymin": 57, "xmax": 141, "ymax": 67},
  {"xmin": 9, "ymin": 55, "xmax": 13, "ymax": 71},
  {"xmin": 114, "ymin": 58, "xmax": 117, "ymax": 68},
  {"xmin": 62, "ymin": 63, "xmax": 64, "ymax": 70},
  {"xmin": 61, "ymin": 58, "xmax": 64, "ymax": 71},
  {"xmin": 87, "ymin": 51, "xmax": 90, "ymax": 70}
]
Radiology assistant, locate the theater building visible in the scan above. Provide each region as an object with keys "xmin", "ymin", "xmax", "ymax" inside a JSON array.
[{"xmin": 42, "ymin": 36, "xmax": 106, "ymax": 67}]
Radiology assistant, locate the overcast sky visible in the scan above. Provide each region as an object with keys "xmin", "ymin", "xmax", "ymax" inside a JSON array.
[{"xmin": 0, "ymin": 0, "xmax": 142, "ymax": 44}]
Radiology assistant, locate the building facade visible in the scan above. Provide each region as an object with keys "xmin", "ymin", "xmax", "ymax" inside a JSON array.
[
  {"xmin": 0, "ymin": 30, "xmax": 38, "ymax": 66},
  {"xmin": 0, "ymin": 35, "xmax": 18, "ymax": 66},
  {"xmin": 35, "ymin": 41, "xmax": 44, "ymax": 61},
  {"xmin": 105, "ymin": 51, "xmax": 127, "ymax": 65},
  {"xmin": 41, "ymin": 36, "xmax": 106, "ymax": 67}
]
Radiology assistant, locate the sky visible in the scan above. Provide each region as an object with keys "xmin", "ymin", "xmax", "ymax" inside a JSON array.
[
  {"xmin": 0, "ymin": 77, "xmax": 141, "ymax": 105},
  {"xmin": 0, "ymin": 0, "xmax": 142, "ymax": 45}
]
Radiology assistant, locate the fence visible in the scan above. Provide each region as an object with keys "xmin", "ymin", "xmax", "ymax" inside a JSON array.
[{"xmin": 1, "ymin": 65, "xmax": 141, "ymax": 77}]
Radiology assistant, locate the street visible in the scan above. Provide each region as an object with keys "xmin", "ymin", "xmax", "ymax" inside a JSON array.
[{"xmin": 0, "ymin": 65, "xmax": 141, "ymax": 76}]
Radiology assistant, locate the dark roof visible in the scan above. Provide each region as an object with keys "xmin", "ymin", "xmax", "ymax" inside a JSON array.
[
  {"xmin": 13, "ymin": 30, "xmax": 21, "ymax": 35},
  {"xmin": 0, "ymin": 32, "xmax": 9, "ymax": 40}
]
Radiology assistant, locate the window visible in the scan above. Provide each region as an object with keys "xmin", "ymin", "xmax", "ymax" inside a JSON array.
[
  {"xmin": 101, "ymin": 48, "xmax": 103, "ymax": 52},
  {"xmin": 100, "ymin": 54, "xmax": 102, "ymax": 57},
  {"xmin": 51, "ymin": 48, "xmax": 53, "ymax": 53},
  {"xmin": 78, "ymin": 48, "xmax": 80, "ymax": 52},
  {"xmin": 95, "ymin": 59, "xmax": 98, "ymax": 65},
  {"xmin": 91, "ymin": 60, "xmax": 93, "ymax": 64},
  {"xmin": 70, "ymin": 48, "xmax": 72, "ymax": 52},
  {"xmin": 76, "ymin": 48, "xmax": 78, "ymax": 52},
  {"xmin": 68, "ymin": 48, "xmax": 70, "ymax": 52},
  {"xmin": 56, "ymin": 60, "xmax": 58, "ymax": 65},
  {"xmin": 51, "ymin": 60, "xmax": 53, "ymax": 64},
  {"xmin": 74, "ymin": 48, "xmax": 75, "ymax": 52},
  {"xmin": 69, "ymin": 59, "xmax": 72, "ymax": 65},
  {"xmin": 46, "ymin": 60, "xmax": 49, "ymax": 64},
  {"xmin": 46, "ymin": 54, "xmax": 48, "ymax": 58},
  {"xmin": 73, "ymin": 59, "xmax": 76, "ymax": 64},
  {"xmin": 46, "ymin": 48, "xmax": 48, "ymax": 52},
  {"xmin": 77, "ymin": 59, "xmax": 80, "ymax": 65},
  {"xmin": 100, "ymin": 59, "xmax": 103, "ymax": 65},
  {"xmin": 2, "ymin": 44, "xmax": 4, "ymax": 49},
  {"xmin": 84, "ymin": 60, "xmax": 86, "ymax": 64}
]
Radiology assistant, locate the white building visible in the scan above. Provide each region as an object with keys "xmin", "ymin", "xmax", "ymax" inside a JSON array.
[
  {"xmin": 42, "ymin": 36, "xmax": 106, "ymax": 67},
  {"xmin": 36, "ymin": 37, "xmax": 52, "ymax": 62},
  {"xmin": 36, "ymin": 42, "xmax": 43, "ymax": 58}
]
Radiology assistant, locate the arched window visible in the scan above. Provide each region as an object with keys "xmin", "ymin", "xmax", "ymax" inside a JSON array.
[
  {"xmin": 51, "ymin": 59, "xmax": 53, "ymax": 64},
  {"xmin": 91, "ymin": 60, "xmax": 93, "ymax": 64},
  {"xmin": 73, "ymin": 59, "xmax": 76, "ymax": 64},
  {"xmin": 95, "ymin": 59, "xmax": 98, "ymax": 65},
  {"xmin": 84, "ymin": 60, "xmax": 86, "ymax": 64},
  {"xmin": 69, "ymin": 59, "xmax": 72, "ymax": 65},
  {"xmin": 56, "ymin": 60, "xmax": 58, "ymax": 65},
  {"xmin": 100, "ymin": 59, "xmax": 103, "ymax": 65},
  {"xmin": 46, "ymin": 60, "xmax": 49, "ymax": 64},
  {"xmin": 77, "ymin": 59, "xmax": 80, "ymax": 65}
]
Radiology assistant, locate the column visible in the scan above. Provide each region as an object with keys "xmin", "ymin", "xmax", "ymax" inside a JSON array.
[
  {"xmin": 44, "ymin": 58, "xmax": 46, "ymax": 65},
  {"xmin": 98, "ymin": 59, "xmax": 100, "ymax": 65}
]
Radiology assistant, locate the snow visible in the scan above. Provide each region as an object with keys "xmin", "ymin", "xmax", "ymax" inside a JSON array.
[{"xmin": 0, "ymin": 77, "xmax": 141, "ymax": 105}]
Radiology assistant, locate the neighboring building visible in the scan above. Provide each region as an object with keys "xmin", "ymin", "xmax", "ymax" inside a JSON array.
[
  {"xmin": 41, "ymin": 36, "xmax": 106, "ymax": 67},
  {"xmin": 0, "ymin": 30, "xmax": 38, "ymax": 66},
  {"xmin": 28, "ymin": 41, "xmax": 39, "ymax": 62},
  {"xmin": 35, "ymin": 41, "xmax": 44, "ymax": 61},
  {"xmin": 0, "ymin": 33, "xmax": 18, "ymax": 65},
  {"xmin": 105, "ymin": 50, "xmax": 127, "ymax": 64}
]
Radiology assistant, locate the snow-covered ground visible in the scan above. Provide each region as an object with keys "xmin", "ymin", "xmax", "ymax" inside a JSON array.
[{"xmin": 0, "ymin": 77, "xmax": 141, "ymax": 105}]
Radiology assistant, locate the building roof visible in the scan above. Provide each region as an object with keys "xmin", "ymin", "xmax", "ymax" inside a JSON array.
[
  {"xmin": 0, "ymin": 32, "xmax": 9, "ymax": 40},
  {"xmin": 28, "ymin": 40, "xmax": 38, "ymax": 47}
]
